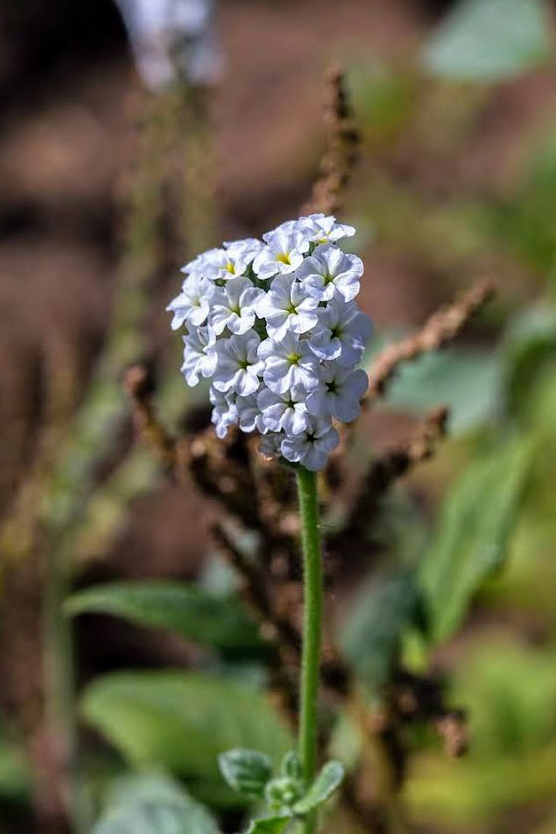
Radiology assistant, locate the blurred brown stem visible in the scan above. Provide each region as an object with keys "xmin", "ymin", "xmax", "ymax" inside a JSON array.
[{"xmin": 365, "ymin": 280, "xmax": 495, "ymax": 402}]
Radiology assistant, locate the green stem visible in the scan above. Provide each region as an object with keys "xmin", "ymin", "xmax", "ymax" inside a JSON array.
[
  {"xmin": 296, "ymin": 467, "xmax": 323, "ymax": 834},
  {"xmin": 44, "ymin": 544, "xmax": 92, "ymax": 834}
]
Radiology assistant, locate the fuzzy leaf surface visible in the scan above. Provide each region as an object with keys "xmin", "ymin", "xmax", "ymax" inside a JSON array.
[
  {"xmin": 92, "ymin": 773, "xmax": 220, "ymax": 834},
  {"xmin": 67, "ymin": 581, "xmax": 263, "ymax": 656},
  {"xmin": 81, "ymin": 672, "xmax": 291, "ymax": 806},
  {"xmin": 293, "ymin": 761, "xmax": 345, "ymax": 814},
  {"xmin": 420, "ymin": 437, "xmax": 535, "ymax": 642},
  {"xmin": 218, "ymin": 749, "xmax": 272, "ymax": 797}
]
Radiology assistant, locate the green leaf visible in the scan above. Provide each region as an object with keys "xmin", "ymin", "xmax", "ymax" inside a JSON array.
[
  {"xmin": 218, "ymin": 749, "xmax": 272, "ymax": 798},
  {"xmin": 92, "ymin": 773, "xmax": 221, "ymax": 834},
  {"xmin": 81, "ymin": 671, "xmax": 291, "ymax": 807},
  {"xmin": 293, "ymin": 761, "xmax": 345, "ymax": 815},
  {"xmin": 280, "ymin": 752, "xmax": 303, "ymax": 781},
  {"xmin": 66, "ymin": 582, "xmax": 264, "ymax": 656},
  {"xmin": 385, "ymin": 349, "xmax": 502, "ymax": 433},
  {"xmin": 407, "ymin": 639, "xmax": 556, "ymax": 823},
  {"xmin": 340, "ymin": 571, "xmax": 421, "ymax": 688},
  {"xmin": 245, "ymin": 816, "xmax": 291, "ymax": 834},
  {"xmin": 423, "ymin": 0, "xmax": 552, "ymax": 82},
  {"xmin": 453, "ymin": 639, "xmax": 556, "ymax": 759},
  {"xmin": 501, "ymin": 306, "xmax": 556, "ymax": 420},
  {"xmin": 420, "ymin": 437, "xmax": 536, "ymax": 642}
]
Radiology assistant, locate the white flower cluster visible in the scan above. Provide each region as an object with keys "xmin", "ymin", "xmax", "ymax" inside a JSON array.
[
  {"xmin": 114, "ymin": 0, "xmax": 221, "ymax": 91},
  {"xmin": 167, "ymin": 214, "xmax": 372, "ymax": 471}
]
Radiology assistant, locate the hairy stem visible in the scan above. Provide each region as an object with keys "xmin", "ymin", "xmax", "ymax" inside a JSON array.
[{"xmin": 296, "ymin": 467, "xmax": 323, "ymax": 834}]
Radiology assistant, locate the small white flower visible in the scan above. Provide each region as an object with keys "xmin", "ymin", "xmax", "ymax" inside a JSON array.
[
  {"xmin": 181, "ymin": 326, "xmax": 217, "ymax": 386},
  {"xmin": 223, "ymin": 237, "xmax": 264, "ymax": 260},
  {"xmin": 281, "ymin": 415, "xmax": 340, "ymax": 471},
  {"xmin": 209, "ymin": 277, "xmax": 264, "ymax": 335},
  {"xmin": 181, "ymin": 247, "xmax": 223, "ymax": 276},
  {"xmin": 212, "ymin": 332, "xmax": 264, "ymax": 396},
  {"xmin": 299, "ymin": 213, "xmax": 356, "ymax": 244},
  {"xmin": 267, "ymin": 219, "xmax": 303, "ymax": 235},
  {"xmin": 253, "ymin": 228, "xmax": 310, "ymax": 280},
  {"xmin": 167, "ymin": 274, "xmax": 214, "ymax": 329},
  {"xmin": 209, "ymin": 388, "xmax": 239, "ymax": 438},
  {"xmin": 236, "ymin": 393, "xmax": 263, "ymax": 433},
  {"xmin": 309, "ymin": 297, "xmax": 372, "ymax": 366},
  {"xmin": 259, "ymin": 332, "xmax": 320, "ymax": 394},
  {"xmin": 203, "ymin": 239, "xmax": 261, "ymax": 281},
  {"xmin": 257, "ymin": 384, "xmax": 309, "ymax": 435},
  {"xmin": 113, "ymin": 0, "xmax": 221, "ymax": 91},
  {"xmin": 306, "ymin": 364, "xmax": 368, "ymax": 422},
  {"xmin": 296, "ymin": 243, "xmax": 363, "ymax": 302},
  {"xmin": 257, "ymin": 274, "xmax": 319, "ymax": 340}
]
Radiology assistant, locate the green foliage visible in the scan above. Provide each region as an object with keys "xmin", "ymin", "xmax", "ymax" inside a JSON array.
[
  {"xmin": 66, "ymin": 581, "xmax": 264, "ymax": 657},
  {"xmin": 279, "ymin": 752, "xmax": 303, "ymax": 782},
  {"xmin": 218, "ymin": 746, "xmax": 343, "ymax": 831},
  {"xmin": 0, "ymin": 736, "xmax": 31, "ymax": 804},
  {"xmin": 457, "ymin": 640, "xmax": 556, "ymax": 759},
  {"xmin": 408, "ymin": 638, "xmax": 556, "ymax": 824},
  {"xmin": 385, "ymin": 349, "xmax": 502, "ymax": 433},
  {"xmin": 501, "ymin": 306, "xmax": 556, "ymax": 420},
  {"xmin": 81, "ymin": 671, "xmax": 291, "ymax": 807},
  {"xmin": 491, "ymin": 130, "xmax": 556, "ymax": 273},
  {"xmin": 349, "ymin": 63, "xmax": 417, "ymax": 145},
  {"xmin": 245, "ymin": 817, "xmax": 290, "ymax": 834},
  {"xmin": 218, "ymin": 749, "xmax": 272, "ymax": 798},
  {"xmin": 422, "ymin": 0, "xmax": 552, "ymax": 82},
  {"xmin": 291, "ymin": 762, "xmax": 345, "ymax": 816},
  {"xmin": 419, "ymin": 437, "xmax": 536, "ymax": 642},
  {"xmin": 340, "ymin": 570, "xmax": 423, "ymax": 688},
  {"xmin": 92, "ymin": 773, "xmax": 221, "ymax": 834},
  {"xmin": 264, "ymin": 777, "xmax": 304, "ymax": 813}
]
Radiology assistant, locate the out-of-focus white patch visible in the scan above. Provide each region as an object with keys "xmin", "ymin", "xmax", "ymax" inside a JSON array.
[{"xmin": 114, "ymin": 0, "xmax": 222, "ymax": 90}]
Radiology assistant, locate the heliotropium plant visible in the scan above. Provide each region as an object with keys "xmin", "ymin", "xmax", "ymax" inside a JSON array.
[{"xmin": 167, "ymin": 213, "xmax": 371, "ymax": 832}]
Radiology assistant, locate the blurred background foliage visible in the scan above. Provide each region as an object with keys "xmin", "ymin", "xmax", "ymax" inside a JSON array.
[{"xmin": 2, "ymin": 0, "xmax": 556, "ymax": 832}]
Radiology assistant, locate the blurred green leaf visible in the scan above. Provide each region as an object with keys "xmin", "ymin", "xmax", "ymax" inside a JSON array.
[
  {"xmin": 349, "ymin": 64, "xmax": 417, "ymax": 143},
  {"xmin": 92, "ymin": 772, "xmax": 220, "ymax": 834},
  {"xmin": 218, "ymin": 749, "xmax": 272, "ymax": 798},
  {"xmin": 455, "ymin": 640, "xmax": 556, "ymax": 759},
  {"xmin": 499, "ymin": 307, "xmax": 556, "ymax": 426},
  {"xmin": 491, "ymin": 130, "xmax": 556, "ymax": 272},
  {"xmin": 502, "ymin": 307, "xmax": 556, "ymax": 414},
  {"xmin": 66, "ymin": 582, "xmax": 264, "ymax": 656},
  {"xmin": 293, "ymin": 762, "xmax": 345, "ymax": 815},
  {"xmin": 245, "ymin": 817, "xmax": 290, "ymax": 834},
  {"xmin": 0, "ymin": 737, "xmax": 31, "ymax": 803},
  {"xmin": 340, "ymin": 571, "xmax": 422, "ymax": 687},
  {"xmin": 280, "ymin": 752, "xmax": 303, "ymax": 781},
  {"xmin": 423, "ymin": 0, "xmax": 552, "ymax": 82},
  {"xmin": 420, "ymin": 437, "xmax": 536, "ymax": 642},
  {"xmin": 408, "ymin": 742, "xmax": 556, "ymax": 824},
  {"xmin": 407, "ymin": 638, "xmax": 556, "ymax": 823},
  {"xmin": 385, "ymin": 349, "xmax": 502, "ymax": 433},
  {"xmin": 81, "ymin": 672, "xmax": 291, "ymax": 807}
]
